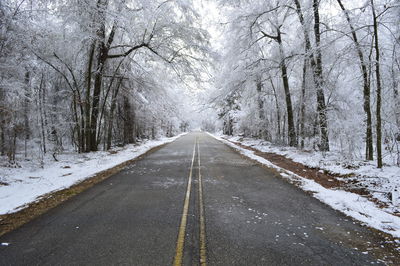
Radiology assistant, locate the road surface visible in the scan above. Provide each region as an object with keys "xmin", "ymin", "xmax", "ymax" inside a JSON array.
[{"xmin": 0, "ymin": 132, "xmax": 394, "ymax": 265}]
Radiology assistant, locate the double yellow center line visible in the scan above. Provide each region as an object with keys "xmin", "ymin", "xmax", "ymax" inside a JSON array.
[
  {"xmin": 197, "ymin": 139, "xmax": 207, "ymax": 265},
  {"xmin": 173, "ymin": 137, "xmax": 207, "ymax": 266}
]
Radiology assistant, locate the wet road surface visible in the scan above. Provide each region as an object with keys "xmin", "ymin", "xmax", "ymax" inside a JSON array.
[{"xmin": 0, "ymin": 132, "xmax": 396, "ymax": 265}]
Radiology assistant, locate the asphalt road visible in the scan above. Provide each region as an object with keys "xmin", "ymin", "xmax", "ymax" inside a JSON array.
[{"xmin": 0, "ymin": 132, "xmax": 396, "ymax": 265}]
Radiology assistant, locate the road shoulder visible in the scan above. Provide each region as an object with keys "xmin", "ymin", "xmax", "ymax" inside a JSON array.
[{"xmin": 0, "ymin": 135, "xmax": 183, "ymax": 237}]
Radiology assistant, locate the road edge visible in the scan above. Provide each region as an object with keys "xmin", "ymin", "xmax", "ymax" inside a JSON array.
[
  {"xmin": 206, "ymin": 133, "xmax": 400, "ymax": 236},
  {"xmin": 207, "ymin": 132, "xmax": 400, "ymax": 264},
  {"xmin": 0, "ymin": 135, "xmax": 183, "ymax": 237}
]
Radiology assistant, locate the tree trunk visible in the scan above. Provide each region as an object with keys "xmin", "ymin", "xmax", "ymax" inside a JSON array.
[
  {"xmin": 24, "ymin": 71, "xmax": 30, "ymax": 158},
  {"xmin": 38, "ymin": 73, "xmax": 46, "ymax": 154},
  {"xmin": 391, "ymin": 49, "xmax": 400, "ymax": 131},
  {"xmin": 0, "ymin": 86, "xmax": 5, "ymax": 156},
  {"xmin": 256, "ymin": 79, "xmax": 267, "ymax": 139},
  {"xmin": 371, "ymin": 0, "xmax": 383, "ymax": 168},
  {"xmin": 84, "ymin": 42, "xmax": 95, "ymax": 152},
  {"xmin": 89, "ymin": 30, "xmax": 106, "ymax": 151},
  {"xmin": 97, "ymin": 59, "xmax": 125, "ymax": 144},
  {"xmin": 294, "ymin": 0, "xmax": 314, "ymax": 149},
  {"xmin": 313, "ymin": 0, "xmax": 330, "ymax": 151},
  {"xmin": 227, "ymin": 115, "xmax": 233, "ymax": 136},
  {"xmin": 122, "ymin": 95, "xmax": 135, "ymax": 144},
  {"xmin": 336, "ymin": 0, "xmax": 373, "ymax": 160},
  {"xmin": 293, "ymin": 0, "xmax": 309, "ymax": 149},
  {"xmin": 106, "ymin": 78, "xmax": 122, "ymax": 150},
  {"xmin": 299, "ymin": 60, "xmax": 307, "ymax": 149},
  {"xmin": 89, "ymin": 0, "xmax": 117, "ymax": 151},
  {"xmin": 277, "ymin": 30, "xmax": 297, "ymax": 146},
  {"xmin": 11, "ymin": 129, "xmax": 17, "ymax": 163},
  {"xmin": 270, "ymin": 79, "xmax": 281, "ymax": 142},
  {"xmin": 71, "ymin": 92, "xmax": 81, "ymax": 152}
]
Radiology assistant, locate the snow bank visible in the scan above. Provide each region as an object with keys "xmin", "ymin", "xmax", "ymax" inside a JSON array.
[
  {"xmin": 0, "ymin": 134, "xmax": 185, "ymax": 215},
  {"xmin": 209, "ymin": 133, "xmax": 400, "ymax": 238}
]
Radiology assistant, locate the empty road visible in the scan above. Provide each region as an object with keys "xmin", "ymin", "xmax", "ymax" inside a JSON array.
[{"xmin": 0, "ymin": 132, "xmax": 396, "ymax": 265}]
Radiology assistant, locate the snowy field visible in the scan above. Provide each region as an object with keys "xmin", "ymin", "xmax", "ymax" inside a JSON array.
[
  {"xmin": 0, "ymin": 134, "xmax": 185, "ymax": 215},
  {"xmin": 210, "ymin": 133, "xmax": 400, "ymax": 238}
]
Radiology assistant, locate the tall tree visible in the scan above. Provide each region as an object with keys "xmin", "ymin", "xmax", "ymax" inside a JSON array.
[
  {"xmin": 336, "ymin": 0, "xmax": 373, "ymax": 160},
  {"xmin": 260, "ymin": 27, "xmax": 297, "ymax": 146},
  {"xmin": 293, "ymin": 0, "xmax": 313, "ymax": 149},
  {"xmin": 371, "ymin": 0, "xmax": 383, "ymax": 168},
  {"xmin": 312, "ymin": 0, "xmax": 329, "ymax": 151}
]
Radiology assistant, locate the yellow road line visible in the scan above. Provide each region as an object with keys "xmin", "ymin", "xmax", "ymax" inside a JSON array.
[
  {"xmin": 173, "ymin": 138, "xmax": 197, "ymax": 266},
  {"xmin": 197, "ymin": 139, "xmax": 207, "ymax": 266}
]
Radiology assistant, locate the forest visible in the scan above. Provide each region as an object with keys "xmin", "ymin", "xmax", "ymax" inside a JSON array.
[
  {"xmin": 206, "ymin": 0, "xmax": 400, "ymax": 169},
  {"xmin": 0, "ymin": 0, "xmax": 399, "ymax": 169},
  {"xmin": 0, "ymin": 0, "xmax": 208, "ymax": 164}
]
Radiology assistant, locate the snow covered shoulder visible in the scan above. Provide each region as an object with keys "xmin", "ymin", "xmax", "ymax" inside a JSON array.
[{"xmin": 0, "ymin": 134, "xmax": 185, "ymax": 215}]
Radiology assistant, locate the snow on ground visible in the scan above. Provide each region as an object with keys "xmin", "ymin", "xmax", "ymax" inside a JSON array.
[
  {"xmin": 209, "ymin": 133, "xmax": 400, "ymax": 238},
  {"xmin": 0, "ymin": 134, "xmax": 185, "ymax": 215}
]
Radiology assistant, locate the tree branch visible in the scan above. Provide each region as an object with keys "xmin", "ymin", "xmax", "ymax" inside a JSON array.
[
  {"xmin": 107, "ymin": 43, "xmax": 148, "ymax": 58},
  {"xmin": 260, "ymin": 30, "xmax": 279, "ymax": 40}
]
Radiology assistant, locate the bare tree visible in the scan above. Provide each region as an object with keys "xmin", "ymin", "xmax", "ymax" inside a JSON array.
[
  {"xmin": 336, "ymin": 0, "xmax": 373, "ymax": 160},
  {"xmin": 370, "ymin": 0, "xmax": 383, "ymax": 168}
]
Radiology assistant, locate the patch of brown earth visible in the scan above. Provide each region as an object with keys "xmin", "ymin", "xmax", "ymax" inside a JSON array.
[{"xmin": 0, "ymin": 143, "xmax": 167, "ymax": 237}]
